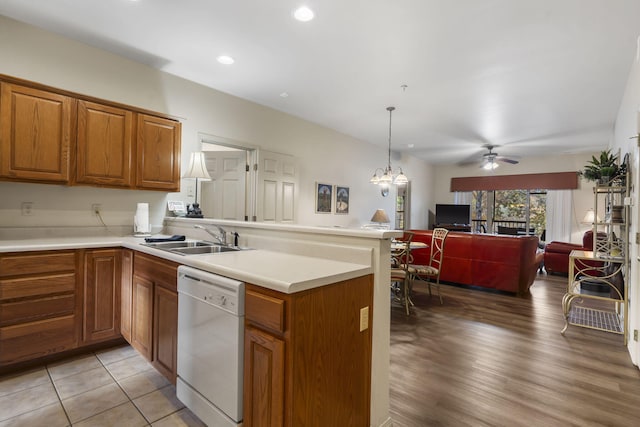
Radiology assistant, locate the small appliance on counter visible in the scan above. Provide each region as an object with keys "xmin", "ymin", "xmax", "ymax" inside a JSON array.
[{"xmin": 134, "ymin": 202, "xmax": 151, "ymax": 236}]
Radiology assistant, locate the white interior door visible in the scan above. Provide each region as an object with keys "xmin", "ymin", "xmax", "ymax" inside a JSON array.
[
  {"xmin": 255, "ymin": 150, "xmax": 298, "ymax": 223},
  {"xmin": 201, "ymin": 151, "xmax": 247, "ymax": 220}
]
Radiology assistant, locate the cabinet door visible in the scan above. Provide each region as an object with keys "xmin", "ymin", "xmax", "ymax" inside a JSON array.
[
  {"xmin": 244, "ymin": 325, "xmax": 285, "ymax": 427},
  {"xmin": 153, "ymin": 285, "xmax": 177, "ymax": 383},
  {"xmin": 120, "ymin": 249, "xmax": 133, "ymax": 344},
  {"xmin": 76, "ymin": 100, "xmax": 133, "ymax": 187},
  {"xmin": 83, "ymin": 249, "xmax": 121, "ymax": 344},
  {"xmin": 131, "ymin": 274, "xmax": 153, "ymax": 361},
  {"xmin": 136, "ymin": 114, "xmax": 181, "ymax": 191},
  {"xmin": 0, "ymin": 83, "xmax": 73, "ymax": 182}
]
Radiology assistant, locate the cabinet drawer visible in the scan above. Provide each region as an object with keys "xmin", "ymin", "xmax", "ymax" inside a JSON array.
[
  {"xmin": 0, "ymin": 294, "xmax": 75, "ymax": 326},
  {"xmin": 0, "ymin": 314, "xmax": 77, "ymax": 364},
  {"xmin": 0, "ymin": 273, "xmax": 76, "ymax": 300},
  {"xmin": 246, "ymin": 290, "xmax": 285, "ymax": 333},
  {"xmin": 134, "ymin": 253, "xmax": 178, "ymax": 291},
  {"xmin": 0, "ymin": 252, "xmax": 76, "ymax": 277}
]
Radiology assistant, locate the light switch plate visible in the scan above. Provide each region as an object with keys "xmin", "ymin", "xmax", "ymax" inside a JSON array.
[{"xmin": 359, "ymin": 306, "xmax": 369, "ymax": 332}]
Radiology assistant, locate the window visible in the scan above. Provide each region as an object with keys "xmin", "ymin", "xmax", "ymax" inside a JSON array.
[{"xmin": 471, "ymin": 189, "xmax": 546, "ymax": 235}]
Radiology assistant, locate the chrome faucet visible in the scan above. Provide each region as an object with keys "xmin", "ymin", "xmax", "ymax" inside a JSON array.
[{"xmin": 194, "ymin": 224, "xmax": 227, "ymax": 245}]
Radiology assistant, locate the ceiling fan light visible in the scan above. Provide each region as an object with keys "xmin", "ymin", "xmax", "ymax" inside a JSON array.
[{"xmin": 483, "ymin": 161, "xmax": 498, "ymax": 170}]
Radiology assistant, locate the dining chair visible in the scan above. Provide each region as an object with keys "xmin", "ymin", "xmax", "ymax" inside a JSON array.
[
  {"xmin": 391, "ymin": 231, "xmax": 414, "ymax": 315},
  {"xmin": 408, "ymin": 228, "xmax": 449, "ymax": 304}
]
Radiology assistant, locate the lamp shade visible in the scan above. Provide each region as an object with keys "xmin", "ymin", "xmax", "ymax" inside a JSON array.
[
  {"xmin": 183, "ymin": 152, "xmax": 212, "ymax": 180},
  {"xmin": 370, "ymin": 209, "xmax": 390, "ymax": 223},
  {"xmin": 582, "ymin": 208, "xmax": 601, "ymax": 224}
]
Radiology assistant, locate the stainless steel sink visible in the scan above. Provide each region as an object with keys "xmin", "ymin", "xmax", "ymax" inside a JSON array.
[
  {"xmin": 141, "ymin": 240, "xmax": 244, "ymax": 255},
  {"xmin": 171, "ymin": 245, "xmax": 241, "ymax": 255},
  {"xmin": 142, "ymin": 240, "xmax": 216, "ymax": 249}
]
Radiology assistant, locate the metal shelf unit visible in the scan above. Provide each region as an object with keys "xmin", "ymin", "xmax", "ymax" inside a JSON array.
[{"xmin": 561, "ymin": 179, "xmax": 630, "ymax": 343}]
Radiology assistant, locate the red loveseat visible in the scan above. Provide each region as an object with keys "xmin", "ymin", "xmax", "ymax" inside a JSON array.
[
  {"xmin": 543, "ymin": 230, "xmax": 604, "ymax": 275},
  {"xmin": 409, "ymin": 230, "xmax": 543, "ymax": 296}
]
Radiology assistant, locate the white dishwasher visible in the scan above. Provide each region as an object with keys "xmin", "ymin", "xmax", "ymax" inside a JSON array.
[{"xmin": 176, "ymin": 265, "xmax": 244, "ymax": 427}]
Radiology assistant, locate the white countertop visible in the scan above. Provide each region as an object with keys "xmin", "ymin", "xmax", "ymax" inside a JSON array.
[{"xmin": 0, "ymin": 236, "xmax": 373, "ymax": 294}]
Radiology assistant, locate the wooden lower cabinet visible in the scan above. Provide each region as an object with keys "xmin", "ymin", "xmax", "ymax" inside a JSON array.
[
  {"xmin": 82, "ymin": 249, "xmax": 121, "ymax": 344},
  {"xmin": 131, "ymin": 274, "xmax": 153, "ymax": 361},
  {"xmin": 0, "ymin": 250, "xmax": 80, "ymax": 366},
  {"xmin": 130, "ymin": 252, "xmax": 179, "ymax": 383},
  {"xmin": 0, "ymin": 247, "xmax": 179, "ymax": 385},
  {"xmin": 244, "ymin": 325, "xmax": 285, "ymax": 427},
  {"xmin": 243, "ymin": 274, "xmax": 374, "ymax": 427},
  {"xmin": 153, "ymin": 284, "xmax": 178, "ymax": 383},
  {"xmin": 120, "ymin": 249, "xmax": 133, "ymax": 343}
]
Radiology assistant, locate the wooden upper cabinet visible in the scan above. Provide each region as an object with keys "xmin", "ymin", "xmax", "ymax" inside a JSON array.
[
  {"xmin": 136, "ymin": 114, "xmax": 181, "ymax": 191},
  {"xmin": 76, "ymin": 100, "xmax": 133, "ymax": 187},
  {"xmin": 0, "ymin": 75, "xmax": 182, "ymax": 191},
  {"xmin": 0, "ymin": 82, "xmax": 74, "ymax": 182}
]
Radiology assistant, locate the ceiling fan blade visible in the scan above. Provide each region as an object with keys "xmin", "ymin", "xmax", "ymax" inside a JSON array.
[{"xmin": 496, "ymin": 156, "xmax": 519, "ymax": 164}]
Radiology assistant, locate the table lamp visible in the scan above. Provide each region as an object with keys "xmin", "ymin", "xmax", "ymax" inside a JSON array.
[
  {"xmin": 183, "ymin": 152, "xmax": 211, "ymax": 218},
  {"xmin": 370, "ymin": 209, "xmax": 391, "ymax": 229}
]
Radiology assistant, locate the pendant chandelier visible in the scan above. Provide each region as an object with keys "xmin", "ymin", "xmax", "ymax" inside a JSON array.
[{"xmin": 370, "ymin": 106, "xmax": 408, "ymax": 190}]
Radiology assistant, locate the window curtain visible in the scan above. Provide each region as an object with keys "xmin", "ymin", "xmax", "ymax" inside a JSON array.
[
  {"xmin": 546, "ymin": 190, "xmax": 572, "ymax": 243},
  {"xmin": 454, "ymin": 192, "xmax": 472, "ymax": 205}
]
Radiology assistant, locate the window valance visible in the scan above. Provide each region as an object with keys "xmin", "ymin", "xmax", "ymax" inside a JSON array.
[{"xmin": 450, "ymin": 172, "xmax": 578, "ymax": 192}]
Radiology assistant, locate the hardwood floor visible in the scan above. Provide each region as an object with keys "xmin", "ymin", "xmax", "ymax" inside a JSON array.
[{"xmin": 389, "ymin": 274, "xmax": 640, "ymax": 427}]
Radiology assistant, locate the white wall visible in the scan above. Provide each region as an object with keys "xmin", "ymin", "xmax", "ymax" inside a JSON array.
[
  {"xmin": 0, "ymin": 16, "xmax": 434, "ymax": 232},
  {"xmin": 610, "ymin": 41, "xmax": 640, "ymax": 365},
  {"xmin": 432, "ymin": 152, "xmax": 597, "ymax": 243}
]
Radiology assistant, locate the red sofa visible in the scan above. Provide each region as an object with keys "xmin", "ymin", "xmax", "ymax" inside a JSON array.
[
  {"xmin": 543, "ymin": 230, "xmax": 603, "ymax": 275},
  {"xmin": 409, "ymin": 230, "xmax": 543, "ymax": 296}
]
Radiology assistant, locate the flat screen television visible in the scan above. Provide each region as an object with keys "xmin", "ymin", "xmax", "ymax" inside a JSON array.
[{"xmin": 435, "ymin": 204, "xmax": 470, "ymax": 226}]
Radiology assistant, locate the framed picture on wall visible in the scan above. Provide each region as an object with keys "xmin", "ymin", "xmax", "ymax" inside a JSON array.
[
  {"xmin": 315, "ymin": 182, "xmax": 333, "ymax": 214},
  {"xmin": 335, "ymin": 186, "xmax": 349, "ymax": 214}
]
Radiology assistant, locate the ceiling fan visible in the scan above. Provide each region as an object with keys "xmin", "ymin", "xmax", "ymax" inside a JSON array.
[{"xmin": 481, "ymin": 145, "xmax": 519, "ymax": 170}]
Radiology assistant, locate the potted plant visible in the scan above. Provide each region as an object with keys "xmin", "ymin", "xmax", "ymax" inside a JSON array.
[{"xmin": 580, "ymin": 150, "xmax": 618, "ymax": 184}]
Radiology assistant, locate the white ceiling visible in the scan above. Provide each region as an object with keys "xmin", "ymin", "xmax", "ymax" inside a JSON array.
[{"xmin": 1, "ymin": 0, "xmax": 639, "ymax": 165}]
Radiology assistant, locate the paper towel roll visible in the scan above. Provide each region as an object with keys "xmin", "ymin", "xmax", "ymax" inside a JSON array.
[{"xmin": 134, "ymin": 203, "xmax": 150, "ymax": 235}]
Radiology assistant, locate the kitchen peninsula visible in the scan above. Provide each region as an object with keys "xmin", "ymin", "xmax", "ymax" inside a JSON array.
[{"xmin": 0, "ymin": 219, "xmax": 401, "ymax": 427}]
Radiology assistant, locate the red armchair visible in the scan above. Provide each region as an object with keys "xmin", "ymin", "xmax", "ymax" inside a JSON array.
[{"xmin": 543, "ymin": 230, "xmax": 604, "ymax": 275}]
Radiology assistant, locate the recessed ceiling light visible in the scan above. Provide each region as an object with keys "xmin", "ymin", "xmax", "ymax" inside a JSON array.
[
  {"xmin": 280, "ymin": 92, "xmax": 289, "ymax": 98},
  {"xmin": 216, "ymin": 55, "xmax": 234, "ymax": 65},
  {"xmin": 293, "ymin": 6, "xmax": 315, "ymax": 22},
  {"xmin": 408, "ymin": 144, "xmax": 414, "ymax": 148}
]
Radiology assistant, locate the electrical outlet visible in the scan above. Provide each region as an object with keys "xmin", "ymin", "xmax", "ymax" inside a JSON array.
[
  {"xmin": 187, "ymin": 183, "xmax": 194, "ymax": 198},
  {"xmin": 634, "ymin": 330, "xmax": 638, "ymax": 341},
  {"xmin": 92, "ymin": 204, "xmax": 101, "ymax": 216},
  {"xmin": 359, "ymin": 306, "xmax": 369, "ymax": 332},
  {"xmin": 21, "ymin": 202, "xmax": 33, "ymax": 216}
]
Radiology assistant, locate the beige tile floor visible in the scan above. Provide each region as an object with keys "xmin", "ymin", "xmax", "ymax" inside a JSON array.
[{"xmin": 0, "ymin": 345, "xmax": 206, "ymax": 427}]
